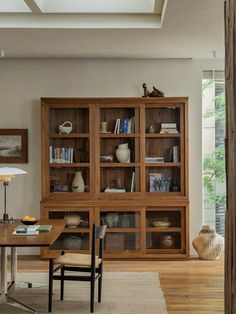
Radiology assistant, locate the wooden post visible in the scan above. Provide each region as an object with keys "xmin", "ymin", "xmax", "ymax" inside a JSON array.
[{"xmin": 225, "ymin": 1, "xmax": 236, "ymax": 312}]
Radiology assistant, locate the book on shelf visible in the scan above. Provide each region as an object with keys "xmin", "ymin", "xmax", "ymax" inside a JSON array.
[
  {"xmin": 130, "ymin": 171, "xmax": 135, "ymax": 192},
  {"xmin": 166, "ymin": 146, "xmax": 179, "ymax": 163},
  {"xmin": 173, "ymin": 145, "xmax": 179, "ymax": 162},
  {"xmin": 161, "ymin": 123, "xmax": 177, "ymax": 129},
  {"xmin": 13, "ymin": 224, "xmax": 53, "ymax": 235},
  {"xmin": 100, "ymin": 155, "xmax": 113, "ymax": 162},
  {"xmin": 113, "ymin": 117, "xmax": 135, "ymax": 134},
  {"xmin": 160, "ymin": 129, "xmax": 179, "ymax": 134},
  {"xmin": 104, "ymin": 187, "xmax": 126, "ymax": 192},
  {"xmin": 49, "ymin": 146, "xmax": 74, "ymax": 163},
  {"xmin": 145, "ymin": 157, "xmax": 164, "ymax": 163},
  {"xmin": 160, "ymin": 122, "xmax": 178, "ymax": 134}
]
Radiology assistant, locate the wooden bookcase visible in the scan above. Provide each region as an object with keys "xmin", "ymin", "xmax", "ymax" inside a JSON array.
[{"xmin": 41, "ymin": 97, "xmax": 189, "ymax": 259}]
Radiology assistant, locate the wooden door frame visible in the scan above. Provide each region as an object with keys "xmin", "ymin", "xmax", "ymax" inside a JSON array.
[{"xmin": 225, "ymin": 1, "xmax": 236, "ymax": 313}]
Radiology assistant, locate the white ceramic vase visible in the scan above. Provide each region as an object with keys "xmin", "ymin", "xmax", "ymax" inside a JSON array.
[
  {"xmin": 115, "ymin": 143, "xmax": 130, "ymax": 163},
  {"xmin": 72, "ymin": 171, "xmax": 85, "ymax": 192},
  {"xmin": 192, "ymin": 225, "xmax": 224, "ymax": 260}
]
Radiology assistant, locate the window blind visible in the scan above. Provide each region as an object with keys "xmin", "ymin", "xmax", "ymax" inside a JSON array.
[{"xmin": 202, "ymin": 70, "xmax": 225, "ymax": 81}]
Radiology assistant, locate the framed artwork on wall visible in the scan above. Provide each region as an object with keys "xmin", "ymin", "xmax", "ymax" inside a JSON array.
[{"xmin": 0, "ymin": 129, "xmax": 28, "ymax": 163}]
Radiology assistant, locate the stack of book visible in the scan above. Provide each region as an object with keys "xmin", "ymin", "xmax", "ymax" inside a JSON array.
[
  {"xmin": 113, "ymin": 117, "xmax": 135, "ymax": 134},
  {"xmin": 160, "ymin": 123, "xmax": 179, "ymax": 134},
  {"xmin": 104, "ymin": 188, "xmax": 126, "ymax": 193},
  {"xmin": 13, "ymin": 225, "xmax": 53, "ymax": 235},
  {"xmin": 145, "ymin": 157, "xmax": 164, "ymax": 163},
  {"xmin": 49, "ymin": 146, "xmax": 74, "ymax": 163}
]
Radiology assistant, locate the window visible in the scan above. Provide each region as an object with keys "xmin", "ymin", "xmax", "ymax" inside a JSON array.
[{"xmin": 202, "ymin": 70, "xmax": 225, "ymax": 236}]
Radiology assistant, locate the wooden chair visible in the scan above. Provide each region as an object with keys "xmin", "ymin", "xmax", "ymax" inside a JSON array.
[{"xmin": 48, "ymin": 224, "xmax": 107, "ymax": 313}]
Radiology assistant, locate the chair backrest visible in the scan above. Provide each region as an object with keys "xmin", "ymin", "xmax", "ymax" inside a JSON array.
[
  {"xmin": 95, "ymin": 225, "xmax": 106, "ymax": 239},
  {"xmin": 91, "ymin": 224, "xmax": 107, "ymax": 270}
]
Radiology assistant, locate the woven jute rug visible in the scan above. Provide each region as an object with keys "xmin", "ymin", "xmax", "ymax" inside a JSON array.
[{"xmin": 2, "ymin": 272, "xmax": 167, "ymax": 314}]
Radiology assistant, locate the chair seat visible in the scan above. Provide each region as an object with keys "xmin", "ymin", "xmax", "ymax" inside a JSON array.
[{"xmin": 55, "ymin": 253, "xmax": 102, "ymax": 268}]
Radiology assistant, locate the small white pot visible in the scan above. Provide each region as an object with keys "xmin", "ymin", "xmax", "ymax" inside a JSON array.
[{"xmin": 115, "ymin": 143, "xmax": 130, "ymax": 163}]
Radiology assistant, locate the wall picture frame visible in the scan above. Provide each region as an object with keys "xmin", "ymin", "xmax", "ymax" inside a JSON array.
[{"xmin": 0, "ymin": 129, "xmax": 28, "ymax": 163}]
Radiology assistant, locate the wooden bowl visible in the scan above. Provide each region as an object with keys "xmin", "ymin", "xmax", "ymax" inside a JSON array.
[{"xmin": 21, "ymin": 220, "xmax": 38, "ymax": 225}]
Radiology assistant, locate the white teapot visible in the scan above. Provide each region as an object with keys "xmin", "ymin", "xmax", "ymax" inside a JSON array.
[{"xmin": 58, "ymin": 121, "xmax": 73, "ymax": 134}]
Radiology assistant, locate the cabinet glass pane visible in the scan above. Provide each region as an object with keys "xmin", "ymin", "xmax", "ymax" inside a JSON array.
[
  {"xmin": 145, "ymin": 107, "xmax": 180, "ymax": 134},
  {"xmin": 146, "ymin": 167, "xmax": 181, "ymax": 193},
  {"xmin": 146, "ymin": 210, "xmax": 181, "ymax": 228},
  {"xmin": 100, "ymin": 211, "xmax": 140, "ymax": 228},
  {"xmin": 100, "ymin": 167, "xmax": 140, "ymax": 192},
  {"xmin": 50, "ymin": 232, "xmax": 89, "ymax": 251},
  {"xmin": 105, "ymin": 232, "xmax": 140, "ymax": 251},
  {"xmin": 49, "ymin": 108, "xmax": 89, "ymax": 134},
  {"xmin": 146, "ymin": 232, "xmax": 181, "ymax": 250},
  {"xmin": 50, "ymin": 138, "xmax": 89, "ymax": 163},
  {"xmin": 49, "ymin": 211, "xmax": 89, "ymax": 228},
  {"xmin": 100, "ymin": 138, "xmax": 139, "ymax": 163},
  {"xmin": 145, "ymin": 138, "xmax": 180, "ymax": 163},
  {"xmin": 100, "ymin": 107, "xmax": 139, "ymax": 134},
  {"xmin": 50, "ymin": 167, "xmax": 90, "ymax": 193}
]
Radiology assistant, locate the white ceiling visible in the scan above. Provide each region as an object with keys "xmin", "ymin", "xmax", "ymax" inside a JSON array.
[{"xmin": 0, "ymin": 0, "xmax": 224, "ymax": 59}]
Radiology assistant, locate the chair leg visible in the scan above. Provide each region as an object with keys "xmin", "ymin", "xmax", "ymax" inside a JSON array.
[
  {"xmin": 90, "ymin": 272, "xmax": 95, "ymax": 313},
  {"xmin": 60, "ymin": 266, "xmax": 64, "ymax": 300},
  {"xmin": 48, "ymin": 258, "xmax": 54, "ymax": 313},
  {"xmin": 98, "ymin": 266, "xmax": 103, "ymax": 303}
]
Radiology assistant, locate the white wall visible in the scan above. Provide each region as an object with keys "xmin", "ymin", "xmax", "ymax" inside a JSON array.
[{"xmin": 0, "ymin": 58, "xmax": 224, "ymax": 255}]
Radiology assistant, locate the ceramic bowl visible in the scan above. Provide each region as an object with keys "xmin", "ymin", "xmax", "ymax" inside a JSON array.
[
  {"xmin": 66, "ymin": 215, "xmax": 81, "ymax": 228},
  {"xmin": 58, "ymin": 121, "xmax": 73, "ymax": 134},
  {"xmin": 152, "ymin": 221, "xmax": 171, "ymax": 228}
]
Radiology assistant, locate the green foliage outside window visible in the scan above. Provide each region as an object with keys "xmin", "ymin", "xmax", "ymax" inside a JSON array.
[{"xmin": 203, "ymin": 85, "xmax": 226, "ymax": 206}]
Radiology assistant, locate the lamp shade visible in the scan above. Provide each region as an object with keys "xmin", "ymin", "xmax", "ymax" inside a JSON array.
[{"xmin": 0, "ymin": 167, "xmax": 27, "ymax": 182}]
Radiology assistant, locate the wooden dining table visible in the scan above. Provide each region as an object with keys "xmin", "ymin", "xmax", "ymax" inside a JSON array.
[{"xmin": 0, "ymin": 219, "xmax": 65, "ymax": 313}]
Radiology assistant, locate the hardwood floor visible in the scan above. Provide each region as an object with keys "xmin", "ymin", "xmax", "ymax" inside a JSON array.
[{"xmin": 17, "ymin": 256, "xmax": 224, "ymax": 313}]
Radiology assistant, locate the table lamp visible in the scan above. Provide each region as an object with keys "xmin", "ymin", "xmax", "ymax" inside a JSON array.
[{"xmin": 0, "ymin": 167, "xmax": 27, "ymax": 223}]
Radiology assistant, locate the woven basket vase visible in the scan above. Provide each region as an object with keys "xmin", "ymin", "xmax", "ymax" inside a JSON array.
[{"xmin": 192, "ymin": 225, "xmax": 224, "ymax": 260}]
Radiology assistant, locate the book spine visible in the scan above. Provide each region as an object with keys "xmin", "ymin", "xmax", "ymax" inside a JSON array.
[
  {"xmin": 173, "ymin": 146, "xmax": 179, "ymax": 162},
  {"xmin": 123, "ymin": 119, "xmax": 128, "ymax": 134},
  {"xmin": 117, "ymin": 119, "xmax": 120, "ymax": 134},
  {"xmin": 114, "ymin": 119, "xmax": 118, "ymax": 134},
  {"xmin": 49, "ymin": 146, "xmax": 52, "ymax": 163}
]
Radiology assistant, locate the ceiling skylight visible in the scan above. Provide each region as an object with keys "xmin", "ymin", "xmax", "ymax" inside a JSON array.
[
  {"xmin": 35, "ymin": 0, "xmax": 156, "ymax": 14},
  {"xmin": 0, "ymin": 0, "xmax": 30, "ymax": 13},
  {"xmin": 0, "ymin": 0, "xmax": 167, "ymax": 29}
]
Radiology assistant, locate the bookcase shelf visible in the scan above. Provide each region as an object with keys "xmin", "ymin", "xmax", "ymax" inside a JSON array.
[
  {"xmin": 100, "ymin": 163, "xmax": 140, "ymax": 167},
  {"xmin": 144, "ymin": 162, "xmax": 181, "ymax": 167},
  {"xmin": 50, "ymin": 163, "xmax": 90, "ymax": 168},
  {"xmin": 50, "ymin": 134, "xmax": 90, "ymax": 138},
  {"xmin": 100, "ymin": 133, "xmax": 140, "ymax": 138},
  {"xmin": 145, "ymin": 133, "xmax": 180, "ymax": 138},
  {"xmin": 41, "ymin": 97, "xmax": 189, "ymax": 260}
]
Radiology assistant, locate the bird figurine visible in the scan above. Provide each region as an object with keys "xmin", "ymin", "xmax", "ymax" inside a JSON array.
[{"xmin": 142, "ymin": 83, "xmax": 165, "ymax": 97}]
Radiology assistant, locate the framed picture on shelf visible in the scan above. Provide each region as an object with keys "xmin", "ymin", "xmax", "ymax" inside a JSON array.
[
  {"xmin": 0, "ymin": 129, "xmax": 28, "ymax": 163},
  {"xmin": 149, "ymin": 173, "xmax": 171, "ymax": 192}
]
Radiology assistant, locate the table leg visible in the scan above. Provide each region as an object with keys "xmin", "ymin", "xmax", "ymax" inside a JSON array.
[
  {"xmin": 0, "ymin": 247, "xmax": 37, "ymax": 313},
  {"xmin": 0, "ymin": 247, "xmax": 7, "ymax": 303},
  {"xmin": 10, "ymin": 247, "xmax": 17, "ymax": 291}
]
